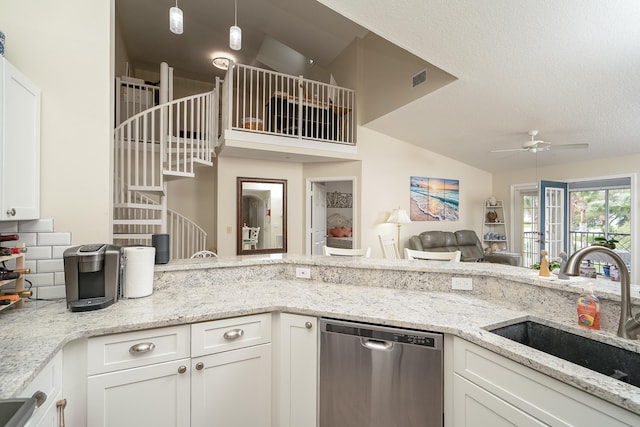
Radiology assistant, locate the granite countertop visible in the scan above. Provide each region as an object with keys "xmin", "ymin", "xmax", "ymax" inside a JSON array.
[{"xmin": 1, "ymin": 255, "xmax": 639, "ymax": 416}]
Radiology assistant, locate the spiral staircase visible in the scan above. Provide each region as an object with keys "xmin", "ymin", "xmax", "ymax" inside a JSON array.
[{"xmin": 112, "ymin": 63, "xmax": 217, "ymax": 259}]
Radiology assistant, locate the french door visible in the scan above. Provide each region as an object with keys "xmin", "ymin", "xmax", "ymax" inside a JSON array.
[{"xmin": 539, "ymin": 180, "xmax": 568, "ymax": 260}]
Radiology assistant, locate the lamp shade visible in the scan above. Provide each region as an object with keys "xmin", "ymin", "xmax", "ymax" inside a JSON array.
[
  {"xmin": 229, "ymin": 25, "xmax": 242, "ymax": 50},
  {"xmin": 169, "ymin": 6, "xmax": 183, "ymax": 34},
  {"xmin": 387, "ymin": 209, "xmax": 411, "ymax": 224}
]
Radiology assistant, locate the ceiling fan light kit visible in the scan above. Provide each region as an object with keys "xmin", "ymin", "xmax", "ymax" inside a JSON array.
[{"xmin": 490, "ymin": 130, "xmax": 589, "ymax": 154}]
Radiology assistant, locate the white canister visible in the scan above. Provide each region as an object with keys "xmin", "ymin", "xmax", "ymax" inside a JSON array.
[{"xmin": 122, "ymin": 246, "xmax": 156, "ymax": 298}]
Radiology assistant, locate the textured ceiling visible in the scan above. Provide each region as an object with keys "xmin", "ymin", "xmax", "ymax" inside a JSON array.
[{"xmin": 318, "ymin": 0, "xmax": 640, "ymax": 172}]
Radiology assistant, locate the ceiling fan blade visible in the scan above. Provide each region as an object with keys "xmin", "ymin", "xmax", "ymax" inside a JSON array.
[
  {"xmin": 549, "ymin": 143, "xmax": 589, "ymax": 150},
  {"xmin": 490, "ymin": 147, "xmax": 528, "ymax": 153}
]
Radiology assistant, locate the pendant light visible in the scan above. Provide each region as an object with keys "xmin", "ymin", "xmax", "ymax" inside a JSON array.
[
  {"xmin": 170, "ymin": 0, "xmax": 184, "ymax": 35},
  {"xmin": 229, "ymin": 0, "xmax": 242, "ymax": 50}
]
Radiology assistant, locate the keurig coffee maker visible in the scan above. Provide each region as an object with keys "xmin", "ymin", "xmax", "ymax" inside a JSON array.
[{"xmin": 63, "ymin": 244, "xmax": 123, "ymax": 312}]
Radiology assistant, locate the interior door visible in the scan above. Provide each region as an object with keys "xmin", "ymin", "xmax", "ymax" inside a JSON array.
[
  {"xmin": 539, "ymin": 180, "xmax": 568, "ymax": 260},
  {"xmin": 311, "ymin": 182, "xmax": 327, "ymax": 255}
]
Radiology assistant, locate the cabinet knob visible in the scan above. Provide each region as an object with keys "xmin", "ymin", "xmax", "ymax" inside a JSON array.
[
  {"xmin": 178, "ymin": 365, "xmax": 187, "ymax": 374},
  {"xmin": 129, "ymin": 342, "xmax": 156, "ymax": 354},
  {"xmin": 5, "ymin": 208, "xmax": 15, "ymax": 217},
  {"xmin": 305, "ymin": 321, "xmax": 313, "ymax": 329},
  {"xmin": 195, "ymin": 362, "xmax": 204, "ymax": 371},
  {"xmin": 223, "ymin": 328, "xmax": 244, "ymax": 340}
]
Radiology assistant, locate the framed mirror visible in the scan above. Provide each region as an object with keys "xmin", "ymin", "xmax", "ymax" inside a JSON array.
[{"xmin": 237, "ymin": 177, "xmax": 287, "ymax": 255}]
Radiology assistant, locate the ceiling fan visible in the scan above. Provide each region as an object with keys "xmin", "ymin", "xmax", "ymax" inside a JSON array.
[{"xmin": 491, "ymin": 130, "xmax": 589, "ymax": 153}]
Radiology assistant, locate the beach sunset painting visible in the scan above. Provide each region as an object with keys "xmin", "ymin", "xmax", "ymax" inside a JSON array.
[{"xmin": 410, "ymin": 176, "xmax": 459, "ymax": 221}]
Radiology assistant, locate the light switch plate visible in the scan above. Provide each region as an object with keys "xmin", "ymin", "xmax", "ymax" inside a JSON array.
[{"xmin": 452, "ymin": 277, "xmax": 472, "ymax": 290}]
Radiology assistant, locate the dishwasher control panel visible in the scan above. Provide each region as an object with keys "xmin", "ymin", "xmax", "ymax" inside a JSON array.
[{"xmin": 323, "ymin": 321, "xmax": 442, "ymax": 348}]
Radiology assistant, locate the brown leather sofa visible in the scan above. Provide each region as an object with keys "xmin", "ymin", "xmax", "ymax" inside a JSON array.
[{"xmin": 408, "ymin": 230, "xmax": 522, "ymax": 266}]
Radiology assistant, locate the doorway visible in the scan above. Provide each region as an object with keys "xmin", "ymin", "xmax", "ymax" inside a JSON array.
[{"xmin": 306, "ymin": 177, "xmax": 357, "ymax": 255}]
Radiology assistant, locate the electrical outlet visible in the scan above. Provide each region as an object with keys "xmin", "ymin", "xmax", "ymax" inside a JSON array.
[
  {"xmin": 452, "ymin": 277, "xmax": 472, "ymax": 290},
  {"xmin": 296, "ymin": 267, "xmax": 311, "ymax": 279}
]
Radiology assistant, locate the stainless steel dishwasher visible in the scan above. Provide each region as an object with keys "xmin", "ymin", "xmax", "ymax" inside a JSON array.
[{"xmin": 320, "ymin": 318, "xmax": 443, "ymax": 427}]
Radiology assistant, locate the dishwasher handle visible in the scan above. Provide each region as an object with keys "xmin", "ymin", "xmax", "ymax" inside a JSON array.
[{"xmin": 361, "ymin": 337, "xmax": 394, "ymax": 351}]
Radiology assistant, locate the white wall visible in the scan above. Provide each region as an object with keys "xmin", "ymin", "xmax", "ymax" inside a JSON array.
[
  {"xmin": 0, "ymin": 0, "xmax": 113, "ymax": 244},
  {"xmin": 357, "ymin": 127, "xmax": 492, "ymax": 257}
]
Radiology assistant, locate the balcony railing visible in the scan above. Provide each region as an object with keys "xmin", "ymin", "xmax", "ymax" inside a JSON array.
[
  {"xmin": 221, "ymin": 63, "xmax": 356, "ymax": 145},
  {"xmin": 522, "ymin": 230, "xmax": 631, "ymax": 272}
]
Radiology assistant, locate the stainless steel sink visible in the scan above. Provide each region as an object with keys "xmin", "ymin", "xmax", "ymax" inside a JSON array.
[
  {"xmin": 489, "ymin": 320, "xmax": 640, "ymax": 387},
  {"xmin": 0, "ymin": 398, "xmax": 36, "ymax": 427}
]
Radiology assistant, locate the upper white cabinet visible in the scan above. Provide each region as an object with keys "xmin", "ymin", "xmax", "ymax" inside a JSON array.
[{"xmin": 0, "ymin": 58, "xmax": 40, "ymax": 220}]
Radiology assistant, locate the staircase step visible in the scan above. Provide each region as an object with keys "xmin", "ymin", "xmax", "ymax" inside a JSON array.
[
  {"xmin": 113, "ymin": 219, "xmax": 162, "ymax": 226},
  {"xmin": 194, "ymin": 158, "xmax": 214, "ymax": 167},
  {"xmin": 113, "ymin": 233, "xmax": 153, "ymax": 241},
  {"xmin": 163, "ymin": 170, "xmax": 195, "ymax": 180},
  {"xmin": 114, "ymin": 203, "xmax": 163, "ymax": 210},
  {"xmin": 128, "ymin": 185, "xmax": 166, "ymax": 195}
]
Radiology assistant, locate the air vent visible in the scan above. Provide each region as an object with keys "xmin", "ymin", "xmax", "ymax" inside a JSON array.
[{"xmin": 412, "ymin": 69, "xmax": 427, "ymax": 88}]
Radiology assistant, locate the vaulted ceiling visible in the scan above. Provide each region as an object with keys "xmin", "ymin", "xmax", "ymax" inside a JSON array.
[{"xmin": 116, "ymin": 0, "xmax": 640, "ymax": 173}]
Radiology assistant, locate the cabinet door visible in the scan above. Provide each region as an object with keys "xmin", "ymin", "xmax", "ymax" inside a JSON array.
[
  {"xmin": 22, "ymin": 352, "xmax": 63, "ymax": 427},
  {"xmin": 278, "ymin": 314, "xmax": 317, "ymax": 427},
  {"xmin": 452, "ymin": 374, "xmax": 546, "ymax": 427},
  {"xmin": 1, "ymin": 58, "xmax": 40, "ymax": 220},
  {"xmin": 87, "ymin": 358, "xmax": 190, "ymax": 427},
  {"xmin": 191, "ymin": 344, "xmax": 271, "ymax": 427}
]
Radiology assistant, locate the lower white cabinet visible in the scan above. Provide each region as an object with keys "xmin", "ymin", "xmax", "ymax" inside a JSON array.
[
  {"xmin": 86, "ymin": 314, "xmax": 274, "ymax": 427},
  {"xmin": 452, "ymin": 374, "xmax": 546, "ymax": 427},
  {"xmin": 23, "ymin": 352, "xmax": 63, "ymax": 427},
  {"xmin": 450, "ymin": 337, "xmax": 640, "ymax": 427},
  {"xmin": 276, "ymin": 313, "xmax": 318, "ymax": 427},
  {"xmin": 191, "ymin": 344, "xmax": 272, "ymax": 426},
  {"xmin": 87, "ymin": 359, "xmax": 191, "ymax": 426}
]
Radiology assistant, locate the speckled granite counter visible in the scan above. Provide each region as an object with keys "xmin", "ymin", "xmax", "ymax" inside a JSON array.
[{"xmin": 1, "ymin": 255, "xmax": 640, "ymax": 415}]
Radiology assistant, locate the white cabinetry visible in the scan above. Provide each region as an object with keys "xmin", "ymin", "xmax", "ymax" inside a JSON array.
[
  {"xmin": 191, "ymin": 313, "xmax": 272, "ymax": 427},
  {"xmin": 275, "ymin": 313, "xmax": 318, "ymax": 427},
  {"xmin": 85, "ymin": 314, "xmax": 273, "ymax": 427},
  {"xmin": 22, "ymin": 352, "xmax": 63, "ymax": 427},
  {"xmin": 0, "ymin": 58, "xmax": 40, "ymax": 220},
  {"xmin": 87, "ymin": 325, "xmax": 191, "ymax": 427},
  {"xmin": 482, "ymin": 200, "xmax": 508, "ymax": 252},
  {"xmin": 450, "ymin": 337, "xmax": 640, "ymax": 426}
]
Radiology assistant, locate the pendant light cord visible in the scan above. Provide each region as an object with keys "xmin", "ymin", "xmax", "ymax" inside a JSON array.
[{"xmin": 235, "ymin": 0, "xmax": 238, "ymax": 26}]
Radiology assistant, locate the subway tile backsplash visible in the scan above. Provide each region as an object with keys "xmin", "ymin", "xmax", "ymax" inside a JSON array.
[{"xmin": 1, "ymin": 218, "xmax": 72, "ymax": 300}]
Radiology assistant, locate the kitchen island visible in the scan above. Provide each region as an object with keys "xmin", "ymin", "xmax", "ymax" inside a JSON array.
[{"xmin": 1, "ymin": 255, "xmax": 639, "ymax": 421}]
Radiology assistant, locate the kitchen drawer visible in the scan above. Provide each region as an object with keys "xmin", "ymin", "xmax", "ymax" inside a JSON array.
[
  {"xmin": 87, "ymin": 325, "xmax": 190, "ymax": 375},
  {"xmin": 191, "ymin": 313, "xmax": 271, "ymax": 357}
]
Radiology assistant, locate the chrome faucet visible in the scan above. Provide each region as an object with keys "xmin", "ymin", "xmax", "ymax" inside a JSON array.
[{"xmin": 562, "ymin": 246, "xmax": 640, "ymax": 339}]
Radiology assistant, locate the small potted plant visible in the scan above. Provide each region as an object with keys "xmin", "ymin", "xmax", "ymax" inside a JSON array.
[{"xmin": 592, "ymin": 236, "xmax": 619, "ymax": 250}]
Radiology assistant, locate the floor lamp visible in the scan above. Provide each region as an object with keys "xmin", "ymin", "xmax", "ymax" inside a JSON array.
[{"xmin": 387, "ymin": 208, "xmax": 411, "ymax": 252}]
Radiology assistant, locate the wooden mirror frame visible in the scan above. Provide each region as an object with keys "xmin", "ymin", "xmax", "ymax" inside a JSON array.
[{"xmin": 237, "ymin": 177, "xmax": 287, "ymax": 255}]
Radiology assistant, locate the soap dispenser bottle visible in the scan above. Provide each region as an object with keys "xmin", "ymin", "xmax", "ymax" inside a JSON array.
[{"xmin": 577, "ymin": 286, "xmax": 600, "ymax": 330}]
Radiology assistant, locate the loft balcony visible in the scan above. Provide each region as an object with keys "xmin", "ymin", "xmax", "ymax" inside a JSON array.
[{"xmin": 216, "ymin": 63, "xmax": 358, "ymax": 161}]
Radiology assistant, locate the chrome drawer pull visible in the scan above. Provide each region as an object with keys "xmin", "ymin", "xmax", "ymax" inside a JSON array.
[
  {"xmin": 129, "ymin": 342, "xmax": 156, "ymax": 354},
  {"xmin": 223, "ymin": 328, "xmax": 244, "ymax": 340},
  {"xmin": 32, "ymin": 390, "xmax": 47, "ymax": 408},
  {"xmin": 195, "ymin": 362, "xmax": 204, "ymax": 370},
  {"xmin": 305, "ymin": 321, "xmax": 313, "ymax": 329},
  {"xmin": 178, "ymin": 365, "xmax": 187, "ymax": 374}
]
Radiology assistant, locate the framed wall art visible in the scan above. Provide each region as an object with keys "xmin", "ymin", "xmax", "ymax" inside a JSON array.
[{"xmin": 410, "ymin": 176, "xmax": 459, "ymax": 221}]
